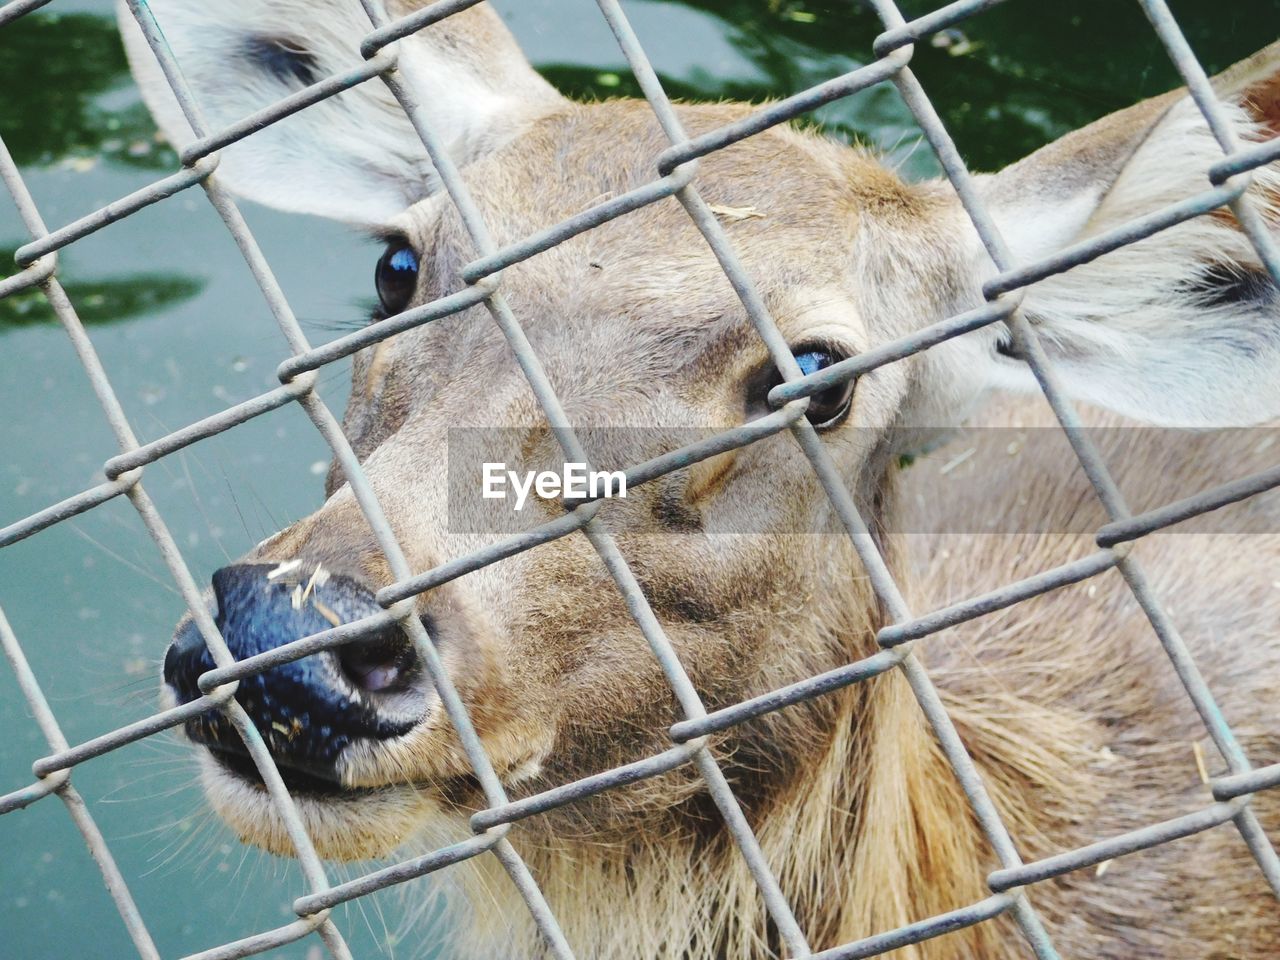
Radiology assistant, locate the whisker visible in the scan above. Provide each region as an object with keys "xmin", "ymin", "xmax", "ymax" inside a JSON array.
[{"xmin": 66, "ymin": 522, "xmax": 179, "ymax": 596}]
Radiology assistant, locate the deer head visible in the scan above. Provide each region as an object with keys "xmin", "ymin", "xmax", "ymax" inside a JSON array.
[{"xmin": 121, "ymin": 0, "xmax": 1280, "ymax": 954}]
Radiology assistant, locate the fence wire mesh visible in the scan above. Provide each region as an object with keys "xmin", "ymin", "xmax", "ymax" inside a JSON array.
[{"xmin": 2, "ymin": 0, "xmax": 1280, "ymax": 957}]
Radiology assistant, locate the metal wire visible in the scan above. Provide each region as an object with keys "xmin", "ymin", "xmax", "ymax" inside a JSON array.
[{"xmin": 2, "ymin": 0, "xmax": 1279, "ymax": 957}]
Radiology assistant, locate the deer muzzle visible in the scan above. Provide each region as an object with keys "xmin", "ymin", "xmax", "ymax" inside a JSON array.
[{"xmin": 164, "ymin": 564, "xmax": 427, "ymax": 793}]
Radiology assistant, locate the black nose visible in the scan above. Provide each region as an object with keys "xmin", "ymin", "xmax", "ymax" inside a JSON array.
[{"xmin": 164, "ymin": 563, "xmax": 423, "ymax": 785}]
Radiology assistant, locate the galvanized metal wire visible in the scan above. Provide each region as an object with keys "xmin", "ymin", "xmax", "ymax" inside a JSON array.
[{"xmin": 2, "ymin": 0, "xmax": 1280, "ymax": 957}]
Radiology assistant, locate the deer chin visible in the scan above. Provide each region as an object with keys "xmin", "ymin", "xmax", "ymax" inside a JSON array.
[
  {"xmin": 195, "ymin": 749, "xmax": 445, "ymax": 861},
  {"xmin": 174, "ymin": 675, "xmax": 551, "ymax": 861}
]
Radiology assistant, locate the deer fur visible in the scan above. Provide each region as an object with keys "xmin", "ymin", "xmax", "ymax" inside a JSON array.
[{"xmin": 120, "ymin": 1, "xmax": 1280, "ymax": 956}]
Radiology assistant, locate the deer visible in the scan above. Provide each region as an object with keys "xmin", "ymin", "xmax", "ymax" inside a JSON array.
[{"xmin": 117, "ymin": 1, "xmax": 1280, "ymax": 956}]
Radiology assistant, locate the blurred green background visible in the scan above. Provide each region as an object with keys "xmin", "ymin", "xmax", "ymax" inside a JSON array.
[{"xmin": 0, "ymin": 0, "xmax": 1273, "ymax": 957}]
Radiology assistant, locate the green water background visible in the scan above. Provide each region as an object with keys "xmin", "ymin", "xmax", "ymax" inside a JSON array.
[{"xmin": 0, "ymin": 1, "xmax": 1274, "ymax": 957}]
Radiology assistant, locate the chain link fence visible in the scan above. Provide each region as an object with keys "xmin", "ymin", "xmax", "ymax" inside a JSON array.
[{"xmin": 2, "ymin": 0, "xmax": 1280, "ymax": 957}]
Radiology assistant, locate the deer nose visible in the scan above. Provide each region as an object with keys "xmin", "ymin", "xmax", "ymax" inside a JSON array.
[{"xmin": 163, "ymin": 563, "xmax": 424, "ymax": 785}]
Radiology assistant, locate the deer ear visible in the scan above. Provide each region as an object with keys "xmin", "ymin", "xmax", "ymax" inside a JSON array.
[
  {"xmin": 977, "ymin": 41, "xmax": 1280, "ymax": 426},
  {"xmin": 117, "ymin": 0, "xmax": 564, "ymax": 224}
]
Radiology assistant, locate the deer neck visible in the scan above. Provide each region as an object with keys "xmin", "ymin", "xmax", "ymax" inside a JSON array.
[
  {"xmin": 450, "ymin": 665, "xmax": 1018, "ymax": 959},
  {"xmin": 765, "ymin": 669, "xmax": 1012, "ymax": 960}
]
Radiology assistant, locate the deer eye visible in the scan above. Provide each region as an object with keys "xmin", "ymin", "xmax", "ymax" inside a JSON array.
[
  {"xmin": 750, "ymin": 347, "xmax": 855, "ymax": 429},
  {"xmin": 793, "ymin": 348, "xmax": 855, "ymax": 429},
  {"xmin": 374, "ymin": 243, "xmax": 419, "ymax": 316}
]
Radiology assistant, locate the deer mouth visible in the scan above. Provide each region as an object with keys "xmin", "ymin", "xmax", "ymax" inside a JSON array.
[
  {"xmin": 164, "ymin": 564, "xmax": 437, "ymax": 802},
  {"xmin": 162, "ymin": 566, "xmax": 519, "ymax": 857},
  {"xmin": 205, "ymin": 744, "xmax": 366, "ymax": 798},
  {"xmin": 193, "ymin": 739, "xmax": 449, "ymax": 861}
]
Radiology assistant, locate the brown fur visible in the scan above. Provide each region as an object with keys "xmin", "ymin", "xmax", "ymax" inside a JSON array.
[{"xmin": 122, "ymin": 3, "xmax": 1280, "ymax": 956}]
